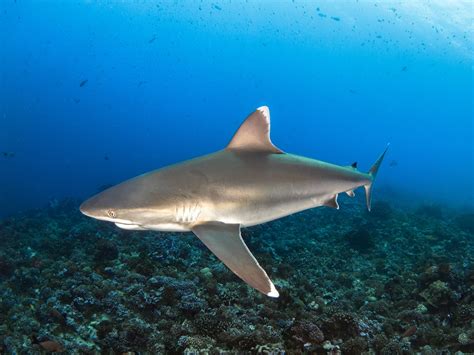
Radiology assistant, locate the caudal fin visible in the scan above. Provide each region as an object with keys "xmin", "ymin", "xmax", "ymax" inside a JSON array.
[{"xmin": 364, "ymin": 144, "xmax": 389, "ymax": 211}]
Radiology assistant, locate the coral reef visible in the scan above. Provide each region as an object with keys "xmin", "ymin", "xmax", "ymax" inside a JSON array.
[{"xmin": 0, "ymin": 197, "xmax": 472, "ymax": 353}]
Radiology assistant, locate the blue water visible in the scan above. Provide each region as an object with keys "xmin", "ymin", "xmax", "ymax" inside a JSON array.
[{"xmin": 1, "ymin": 1, "xmax": 472, "ymax": 217}]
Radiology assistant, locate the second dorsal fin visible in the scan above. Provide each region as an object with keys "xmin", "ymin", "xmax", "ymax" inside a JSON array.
[{"xmin": 226, "ymin": 106, "xmax": 283, "ymax": 154}]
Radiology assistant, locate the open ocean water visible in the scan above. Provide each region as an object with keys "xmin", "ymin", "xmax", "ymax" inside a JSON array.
[{"xmin": 0, "ymin": 1, "xmax": 473, "ymax": 353}]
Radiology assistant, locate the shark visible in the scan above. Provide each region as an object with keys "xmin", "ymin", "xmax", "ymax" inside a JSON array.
[{"xmin": 80, "ymin": 106, "xmax": 388, "ymax": 297}]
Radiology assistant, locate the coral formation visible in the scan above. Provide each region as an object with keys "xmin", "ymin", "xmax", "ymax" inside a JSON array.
[
  {"xmin": 344, "ymin": 226, "xmax": 375, "ymax": 253},
  {"xmin": 0, "ymin": 197, "xmax": 472, "ymax": 353}
]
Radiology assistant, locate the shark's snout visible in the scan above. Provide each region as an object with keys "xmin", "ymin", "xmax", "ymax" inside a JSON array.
[
  {"xmin": 79, "ymin": 193, "xmax": 111, "ymax": 219},
  {"xmin": 80, "ymin": 192, "xmax": 133, "ymax": 224},
  {"xmin": 79, "ymin": 198, "xmax": 97, "ymax": 218}
]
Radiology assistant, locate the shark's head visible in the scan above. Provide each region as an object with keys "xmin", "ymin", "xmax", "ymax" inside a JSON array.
[
  {"xmin": 79, "ymin": 186, "xmax": 139, "ymax": 225},
  {"xmin": 80, "ymin": 187, "xmax": 135, "ymax": 225},
  {"xmin": 80, "ymin": 175, "xmax": 176, "ymax": 230}
]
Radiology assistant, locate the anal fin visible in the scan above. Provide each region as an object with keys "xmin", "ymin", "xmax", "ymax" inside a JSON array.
[{"xmin": 192, "ymin": 222, "xmax": 279, "ymax": 297}]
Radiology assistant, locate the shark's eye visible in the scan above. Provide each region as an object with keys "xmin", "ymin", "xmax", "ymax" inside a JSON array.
[{"xmin": 107, "ymin": 209, "xmax": 116, "ymax": 218}]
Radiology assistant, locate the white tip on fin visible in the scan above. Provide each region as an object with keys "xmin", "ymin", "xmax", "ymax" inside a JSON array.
[
  {"xmin": 257, "ymin": 105, "xmax": 269, "ymax": 117},
  {"xmin": 267, "ymin": 282, "xmax": 280, "ymax": 298},
  {"xmin": 226, "ymin": 106, "xmax": 283, "ymax": 154}
]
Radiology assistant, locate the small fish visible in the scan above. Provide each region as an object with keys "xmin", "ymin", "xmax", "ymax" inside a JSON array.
[
  {"xmin": 148, "ymin": 35, "xmax": 156, "ymax": 43},
  {"xmin": 402, "ymin": 325, "xmax": 417, "ymax": 337},
  {"xmin": 79, "ymin": 79, "xmax": 88, "ymax": 87},
  {"xmin": 50, "ymin": 308, "xmax": 67, "ymax": 325},
  {"xmin": 389, "ymin": 160, "xmax": 398, "ymax": 167},
  {"xmin": 73, "ymin": 98, "xmax": 80, "ymax": 104},
  {"xmin": 104, "ymin": 155, "xmax": 109, "ymax": 161},
  {"xmin": 137, "ymin": 80, "xmax": 147, "ymax": 87},
  {"xmin": 1, "ymin": 151, "xmax": 15, "ymax": 158},
  {"xmin": 349, "ymin": 89, "xmax": 357, "ymax": 94},
  {"xmin": 39, "ymin": 340, "xmax": 64, "ymax": 352},
  {"xmin": 212, "ymin": 3, "xmax": 222, "ymax": 10},
  {"xmin": 330, "ymin": 16, "xmax": 340, "ymax": 21},
  {"xmin": 401, "ymin": 66, "xmax": 408, "ymax": 72}
]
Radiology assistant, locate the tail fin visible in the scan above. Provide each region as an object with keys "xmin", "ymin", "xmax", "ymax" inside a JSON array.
[{"xmin": 364, "ymin": 144, "xmax": 389, "ymax": 211}]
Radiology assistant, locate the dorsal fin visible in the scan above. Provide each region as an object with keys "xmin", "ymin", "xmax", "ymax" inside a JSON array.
[{"xmin": 226, "ymin": 106, "xmax": 283, "ymax": 154}]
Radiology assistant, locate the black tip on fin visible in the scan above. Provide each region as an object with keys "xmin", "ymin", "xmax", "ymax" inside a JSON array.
[{"xmin": 351, "ymin": 162, "xmax": 358, "ymax": 169}]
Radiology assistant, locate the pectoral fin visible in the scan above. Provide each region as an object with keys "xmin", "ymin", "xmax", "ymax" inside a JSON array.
[{"xmin": 192, "ymin": 222, "xmax": 279, "ymax": 297}]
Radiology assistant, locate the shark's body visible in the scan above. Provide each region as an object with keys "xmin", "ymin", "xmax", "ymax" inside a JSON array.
[{"xmin": 81, "ymin": 106, "xmax": 388, "ymax": 297}]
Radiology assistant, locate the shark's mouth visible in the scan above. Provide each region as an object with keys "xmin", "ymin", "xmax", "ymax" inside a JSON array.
[{"xmin": 114, "ymin": 223, "xmax": 146, "ymax": 230}]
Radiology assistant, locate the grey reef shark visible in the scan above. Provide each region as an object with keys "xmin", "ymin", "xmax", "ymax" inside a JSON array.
[{"xmin": 80, "ymin": 106, "xmax": 388, "ymax": 297}]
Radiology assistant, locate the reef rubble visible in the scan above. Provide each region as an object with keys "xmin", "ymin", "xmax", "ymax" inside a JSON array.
[{"xmin": 0, "ymin": 197, "xmax": 473, "ymax": 353}]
